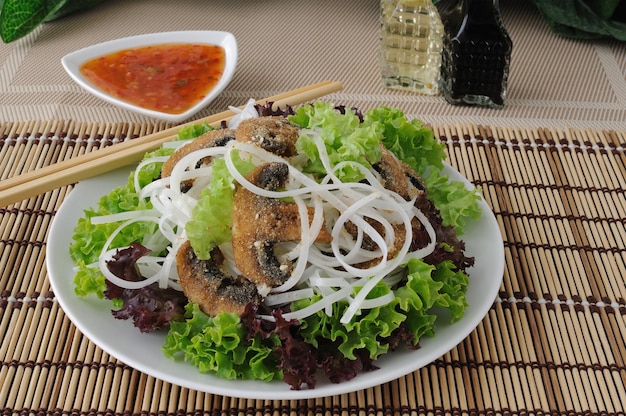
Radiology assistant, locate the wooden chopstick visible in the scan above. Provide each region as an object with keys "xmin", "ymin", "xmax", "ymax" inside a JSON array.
[{"xmin": 0, "ymin": 80, "xmax": 343, "ymax": 207}]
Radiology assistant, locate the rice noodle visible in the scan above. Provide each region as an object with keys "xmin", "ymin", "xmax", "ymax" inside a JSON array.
[
  {"xmin": 97, "ymin": 215, "xmax": 172, "ymax": 290},
  {"xmin": 90, "ymin": 209, "xmax": 160, "ymax": 225},
  {"xmin": 94, "ymin": 115, "xmax": 438, "ymax": 324}
]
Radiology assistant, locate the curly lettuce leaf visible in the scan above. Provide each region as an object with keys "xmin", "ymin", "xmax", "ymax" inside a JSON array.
[
  {"xmin": 294, "ymin": 257, "xmax": 470, "ymax": 360},
  {"xmin": 294, "ymin": 282, "xmax": 404, "ymax": 361},
  {"xmin": 364, "ymin": 105, "xmax": 446, "ymax": 176},
  {"xmin": 431, "ymin": 260, "xmax": 470, "ymax": 322},
  {"xmin": 177, "ymin": 123, "xmax": 214, "ymax": 140},
  {"xmin": 69, "ymin": 187, "xmax": 151, "ymax": 266},
  {"xmin": 73, "ymin": 259, "xmax": 106, "ymax": 298},
  {"xmin": 290, "ymin": 102, "xmax": 383, "ymax": 182},
  {"xmin": 423, "ymin": 169, "xmax": 482, "ymax": 233},
  {"xmin": 163, "ymin": 303, "xmax": 281, "ymax": 381}
]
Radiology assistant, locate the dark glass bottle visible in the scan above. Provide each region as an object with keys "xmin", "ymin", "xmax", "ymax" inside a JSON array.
[{"xmin": 439, "ymin": 0, "xmax": 512, "ymax": 108}]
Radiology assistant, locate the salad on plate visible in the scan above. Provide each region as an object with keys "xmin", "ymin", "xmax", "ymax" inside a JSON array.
[{"xmin": 68, "ymin": 101, "xmax": 482, "ymax": 389}]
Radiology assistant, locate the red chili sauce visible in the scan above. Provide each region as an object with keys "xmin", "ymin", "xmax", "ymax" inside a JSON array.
[{"xmin": 80, "ymin": 43, "xmax": 225, "ymax": 115}]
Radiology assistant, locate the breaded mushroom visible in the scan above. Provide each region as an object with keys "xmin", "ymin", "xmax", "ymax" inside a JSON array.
[
  {"xmin": 372, "ymin": 143, "xmax": 426, "ymax": 201},
  {"xmin": 161, "ymin": 128, "xmax": 236, "ymax": 187},
  {"xmin": 345, "ymin": 144, "xmax": 431, "ymax": 267},
  {"xmin": 176, "ymin": 240, "xmax": 261, "ymax": 316},
  {"xmin": 235, "ymin": 116, "xmax": 300, "ymax": 157},
  {"xmin": 231, "ymin": 162, "xmax": 332, "ymax": 288}
]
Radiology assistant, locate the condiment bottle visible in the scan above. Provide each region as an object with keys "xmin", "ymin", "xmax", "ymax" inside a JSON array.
[
  {"xmin": 379, "ymin": 0, "xmax": 444, "ymax": 95},
  {"xmin": 439, "ymin": 0, "xmax": 512, "ymax": 108}
]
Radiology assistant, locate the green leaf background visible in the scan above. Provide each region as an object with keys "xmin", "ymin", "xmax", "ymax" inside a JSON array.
[
  {"xmin": 531, "ymin": 0, "xmax": 626, "ymax": 41},
  {"xmin": 0, "ymin": 0, "xmax": 104, "ymax": 43}
]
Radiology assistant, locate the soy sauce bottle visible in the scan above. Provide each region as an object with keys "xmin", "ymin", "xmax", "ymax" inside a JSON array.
[{"xmin": 439, "ymin": 0, "xmax": 512, "ymax": 108}]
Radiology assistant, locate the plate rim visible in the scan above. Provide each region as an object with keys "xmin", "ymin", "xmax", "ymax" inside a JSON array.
[
  {"xmin": 61, "ymin": 30, "xmax": 238, "ymax": 123},
  {"xmin": 46, "ymin": 162, "xmax": 504, "ymax": 400}
]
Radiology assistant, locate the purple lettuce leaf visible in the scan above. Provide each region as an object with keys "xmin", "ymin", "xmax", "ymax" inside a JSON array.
[{"xmin": 104, "ymin": 242, "xmax": 187, "ymax": 333}]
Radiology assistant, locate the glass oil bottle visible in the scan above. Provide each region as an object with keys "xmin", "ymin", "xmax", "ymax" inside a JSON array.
[{"xmin": 380, "ymin": 0, "xmax": 444, "ymax": 95}]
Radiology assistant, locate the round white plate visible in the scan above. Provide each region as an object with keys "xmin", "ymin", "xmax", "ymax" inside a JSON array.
[
  {"xmin": 47, "ymin": 164, "xmax": 504, "ymax": 400},
  {"xmin": 61, "ymin": 31, "xmax": 237, "ymax": 123}
]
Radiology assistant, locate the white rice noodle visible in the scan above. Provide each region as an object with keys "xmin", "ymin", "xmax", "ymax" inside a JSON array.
[
  {"xmin": 90, "ymin": 209, "xmax": 160, "ymax": 225},
  {"xmin": 329, "ymin": 191, "xmax": 391, "ymax": 277},
  {"xmin": 270, "ymin": 195, "xmax": 311, "ymax": 293},
  {"xmin": 133, "ymin": 156, "xmax": 170, "ymax": 194},
  {"xmin": 98, "ymin": 216, "xmax": 177, "ymax": 290},
  {"xmin": 139, "ymin": 176, "xmax": 170, "ymax": 198},
  {"xmin": 264, "ymin": 288, "xmax": 315, "ymax": 307},
  {"xmin": 261, "ymin": 284, "xmax": 355, "ymax": 322},
  {"xmin": 219, "ymin": 134, "xmax": 438, "ymax": 322},
  {"xmin": 357, "ymin": 292, "xmax": 396, "ymax": 310},
  {"xmin": 227, "ymin": 98, "xmax": 259, "ymax": 129}
]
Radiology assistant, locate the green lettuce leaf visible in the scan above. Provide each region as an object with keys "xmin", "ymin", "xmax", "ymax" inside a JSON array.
[
  {"xmin": 69, "ymin": 186, "xmax": 151, "ymax": 266},
  {"xmin": 291, "ymin": 103, "xmax": 481, "ymax": 234},
  {"xmin": 294, "ymin": 282, "xmax": 406, "ymax": 361},
  {"xmin": 185, "ymin": 151, "xmax": 255, "ymax": 259},
  {"xmin": 363, "ymin": 105, "xmax": 447, "ymax": 176},
  {"xmin": 431, "ymin": 260, "xmax": 470, "ymax": 322},
  {"xmin": 363, "ymin": 105, "xmax": 481, "ymax": 234},
  {"xmin": 290, "ymin": 102, "xmax": 383, "ymax": 182},
  {"xmin": 72, "ymin": 259, "xmax": 106, "ymax": 298},
  {"xmin": 176, "ymin": 123, "xmax": 214, "ymax": 140},
  {"xmin": 162, "ymin": 303, "xmax": 281, "ymax": 381},
  {"xmin": 293, "ymin": 256, "xmax": 469, "ymax": 360},
  {"xmin": 422, "ymin": 169, "xmax": 482, "ymax": 233},
  {"xmin": 69, "ymin": 146, "xmax": 174, "ymax": 297}
]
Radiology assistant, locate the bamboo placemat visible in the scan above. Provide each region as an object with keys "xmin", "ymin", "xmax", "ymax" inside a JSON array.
[{"xmin": 0, "ymin": 120, "xmax": 625, "ymax": 416}]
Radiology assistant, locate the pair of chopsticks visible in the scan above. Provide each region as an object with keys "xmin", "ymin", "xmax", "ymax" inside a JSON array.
[{"xmin": 0, "ymin": 80, "xmax": 343, "ymax": 207}]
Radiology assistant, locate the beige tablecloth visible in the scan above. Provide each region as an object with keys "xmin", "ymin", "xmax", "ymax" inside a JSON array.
[
  {"xmin": 1, "ymin": 1, "xmax": 626, "ymax": 415},
  {"xmin": 0, "ymin": 0, "xmax": 624, "ymax": 130}
]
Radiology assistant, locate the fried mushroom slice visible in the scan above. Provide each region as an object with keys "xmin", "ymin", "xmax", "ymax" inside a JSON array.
[
  {"xmin": 231, "ymin": 162, "xmax": 332, "ymax": 288},
  {"xmin": 161, "ymin": 128, "xmax": 236, "ymax": 188},
  {"xmin": 235, "ymin": 116, "xmax": 300, "ymax": 157},
  {"xmin": 344, "ymin": 144, "xmax": 431, "ymax": 268},
  {"xmin": 176, "ymin": 240, "xmax": 260, "ymax": 317},
  {"xmin": 372, "ymin": 143, "xmax": 426, "ymax": 201}
]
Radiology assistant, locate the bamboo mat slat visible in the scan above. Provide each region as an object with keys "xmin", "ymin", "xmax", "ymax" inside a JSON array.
[{"xmin": 0, "ymin": 120, "xmax": 625, "ymax": 416}]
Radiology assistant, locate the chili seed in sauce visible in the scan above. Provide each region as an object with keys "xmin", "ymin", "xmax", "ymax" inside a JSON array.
[{"xmin": 80, "ymin": 43, "xmax": 226, "ymax": 115}]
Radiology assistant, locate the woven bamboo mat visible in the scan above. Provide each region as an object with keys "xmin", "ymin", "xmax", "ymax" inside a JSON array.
[{"xmin": 0, "ymin": 120, "xmax": 625, "ymax": 416}]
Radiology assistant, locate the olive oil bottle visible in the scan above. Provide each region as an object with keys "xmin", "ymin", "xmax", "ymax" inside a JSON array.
[{"xmin": 380, "ymin": 0, "xmax": 444, "ymax": 95}]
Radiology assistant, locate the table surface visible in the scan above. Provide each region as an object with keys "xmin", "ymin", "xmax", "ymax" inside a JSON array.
[{"xmin": 1, "ymin": 1, "xmax": 625, "ymax": 415}]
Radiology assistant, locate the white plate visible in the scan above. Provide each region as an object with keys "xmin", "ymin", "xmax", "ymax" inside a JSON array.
[
  {"xmin": 47, "ymin": 164, "xmax": 504, "ymax": 400},
  {"xmin": 61, "ymin": 31, "xmax": 237, "ymax": 123}
]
